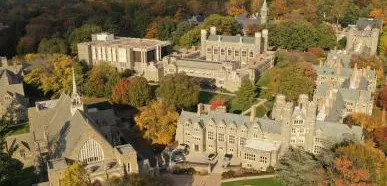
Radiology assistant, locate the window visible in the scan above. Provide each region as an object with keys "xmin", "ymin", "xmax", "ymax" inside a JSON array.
[
  {"xmin": 294, "ymin": 120, "xmax": 304, "ymax": 125},
  {"xmin": 214, "ymin": 48, "xmax": 219, "ymax": 55},
  {"xmin": 244, "ymin": 153, "xmax": 256, "ymax": 161},
  {"xmin": 247, "ymin": 163, "xmax": 252, "ymax": 168},
  {"xmin": 249, "ymin": 50, "xmax": 254, "ymax": 58},
  {"xmin": 291, "ymin": 128, "xmax": 296, "ymax": 134},
  {"xmin": 208, "ymin": 131, "xmax": 214, "ymax": 140},
  {"xmin": 185, "ymin": 123, "xmax": 190, "ymax": 127},
  {"xmin": 313, "ymin": 145, "xmax": 322, "ymax": 154},
  {"xmin": 260, "ymin": 156, "xmax": 267, "ymax": 164},
  {"xmin": 218, "ymin": 133, "xmax": 224, "ymax": 142},
  {"xmin": 240, "ymin": 137, "xmax": 246, "ymax": 146},
  {"xmin": 19, "ymin": 149, "xmax": 26, "ymax": 158},
  {"xmin": 315, "ymin": 137, "xmax": 322, "ymax": 143},
  {"xmin": 207, "ymin": 47, "xmax": 212, "ymax": 53},
  {"xmin": 227, "ymin": 49, "xmax": 232, "ymax": 55},
  {"xmin": 193, "ymin": 136, "xmax": 201, "ymax": 141},
  {"xmin": 291, "ymin": 137, "xmax": 296, "ymax": 144},
  {"xmin": 228, "ymin": 135, "xmax": 235, "ymax": 144},
  {"xmin": 241, "ymin": 50, "xmax": 247, "ymax": 57},
  {"xmin": 234, "ymin": 50, "xmax": 239, "ymax": 57},
  {"xmin": 299, "ymin": 128, "xmax": 305, "ymax": 134},
  {"xmin": 78, "ymin": 139, "xmax": 104, "ymax": 163},
  {"xmin": 298, "ymin": 137, "xmax": 305, "ymax": 144},
  {"xmin": 220, "ymin": 48, "xmax": 225, "ymax": 55},
  {"xmin": 194, "ymin": 128, "xmax": 199, "ymax": 132}
]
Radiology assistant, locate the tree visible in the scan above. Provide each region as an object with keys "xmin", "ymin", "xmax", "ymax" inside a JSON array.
[
  {"xmin": 187, "ymin": 0, "xmax": 205, "ymax": 15},
  {"xmin": 210, "ymin": 99, "xmax": 226, "ymax": 111},
  {"xmin": 112, "ymin": 78, "xmax": 130, "ymax": 104},
  {"xmin": 269, "ymin": 0, "xmax": 288, "ymax": 19},
  {"xmin": 156, "ymin": 73, "xmax": 200, "ymax": 110},
  {"xmin": 245, "ymin": 23, "xmax": 258, "ymax": 37},
  {"xmin": 350, "ymin": 55, "xmax": 384, "ymax": 79},
  {"xmin": 250, "ymin": 0, "xmax": 262, "ymax": 13},
  {"xmin": 84, "ymin": 63, "xmax": 119, "ymax": 97},
  {"xmin": 378, "ymin": 85, "xmax": 387, "ymax": 123},
  {"xmin": 172, "ymin": 22, "xmax": 195, "ymax": 45},
  {"xmin": 336, "ymin": 142, "xmax": 387, "ymax": 186},
  {"xmin": 179, "ymin": 27, "xmax": 201, "ymax": 47},
  {"xmin": 24, "ymin": 54, "xmax": 74, "ymax": 96},
  {"xmin": 231, "ymin": 80, "xmax": 256, "ymax": 111},
  {"xmin": 61, "ymin": 161, "xmax": 89, "ymax": 186},
  {"xmin": 201, "ymin": 14, "xmax": 241, "ymax": 36},
  {"xmin": 372, "ymin": 126, "xmax": 387, "ymax": 154},
  {"xmin": 277, "ymin": 147, "xmax": 328, "ymax": 186},
  {"xmin": 145, "ymin": 17, "xmax": 161, "ymax": 39},
  {"xmin": 68, "ymin": 24, "xmax": 102, "ymax": 54},
  {"xmin": 333, "ymin": 157, "xmax": 372, "ymax": 186},
  {"xmin": 127, "ymin": 77, "xmax": 151, "ymax": 107},
  {"xmin": 135, "ymin": 101, "xmax": 179, "ymax": 145},
  {"xmin": 38, "ymin": 35, "xmax": 68, "ymax": 54},
  {"xmin": 227, "ymin": 0, "xmax": 248, "ymax": 16},
  {"xmin": 308, "ymin": 47, "xmax": 325, "ymax": 57}
]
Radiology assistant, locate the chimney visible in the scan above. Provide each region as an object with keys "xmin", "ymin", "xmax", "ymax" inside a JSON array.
[
  {"xmin": 1, "ymin": 57, "xmax": 7, "ymax": 67},
  {"xmin": 197, "ymin": 103, "xmax": 204, "ymax": 116},
  {"xmin": 239, "ymin": 37, "xmax": 243, "ymax": 43},
  {"xmin": 255, "ymin": 32, "xmax": 262, "ymax": 56},
  {"xmin": 210, "ymin": 26, "xmax": 216, "ymax": 35},
  {"xmin": 262, "ymin": 29, "xmax": 269, "ymax": 53},
  {"xmin": 250, "ymin": 105, "xmax": 257, "ymax": 121}
]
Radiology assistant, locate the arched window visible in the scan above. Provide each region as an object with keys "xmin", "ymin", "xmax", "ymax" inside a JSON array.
[{"xmin": 78, "ymin": 139, "xmax": 104, "ymax": 163}]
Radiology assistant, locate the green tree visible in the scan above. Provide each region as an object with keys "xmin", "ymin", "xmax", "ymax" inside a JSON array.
[
  {"xmin": 231, "ymin": 80, "xmax": 257, "ymax": 112},
  {"xmin": 38, "ymin": 35, "xmax": 68, "ymax": 54},
  {"xmin": 172, "ymin": 22, "xmax": 195, "ymax": 45},
  {"xmin": 68, "ymin": 24, "xmax": 102, "ymax": 54},
  {"xmin": 179, "ymin": 27, "xmax": 201, "ymax": 47},
  {"xmin": 128, "ymin": 77, "xmax": 151, "ymax": 107},
  {"xmin": 61, "ymin": 161, "xmax": 89, "ymax": 186},
  {"xmin": 73, "ymin": 60, "xmax": 89, "ymax": 95},
  {"xmin": 277, "ymin": 147, "xmax": 329, "ymax": 186},
  {"xmin": 156, "ymin": 73, "xmax": 200, "ymax": 110},
  {"xmin": 135, "ymin": 101, "xmax": 179, "ymax": 145},
  {"xmin": 84, "ymin": 63, "xmax": 119, "ymax": 97}
]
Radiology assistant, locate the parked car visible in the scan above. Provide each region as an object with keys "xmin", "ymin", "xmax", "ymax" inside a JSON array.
[
  {"xmin": 224, "ymin": 153, "xmax": 233, "ymax": 161},
  {"xmin": 172, "ymin": 151, "xmax": 185, "ymax": 163},
  {"xmin": 208, "ymin": 153, "xmax": 218, "ymax": 161}
]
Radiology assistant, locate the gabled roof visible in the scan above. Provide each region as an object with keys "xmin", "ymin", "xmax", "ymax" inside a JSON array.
[{"xmin": 356, "ymin": 18, "xmax": 383, "ymax": 30}]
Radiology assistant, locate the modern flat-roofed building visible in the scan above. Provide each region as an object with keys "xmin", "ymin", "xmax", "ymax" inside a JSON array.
[{"xmin": 77, "ymin": 33, "xmax": 171, "ymax": 81}]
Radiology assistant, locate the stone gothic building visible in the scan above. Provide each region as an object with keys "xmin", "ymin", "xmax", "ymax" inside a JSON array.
[
  {"xmin": 175, "ymin": 94, "xmax": 362, "ymax": 171},
  {"xmin": 5, "ymin": 70, "xmax": 138, "ymax": 186},
  {"xmin": 346, "ymin": 18, "xmax": 382, "ymax": 56}
]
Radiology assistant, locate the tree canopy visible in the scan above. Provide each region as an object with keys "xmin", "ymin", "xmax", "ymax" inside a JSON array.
[
  {"xmin": 231, "ymin": 80, "xmax": 257, "ymax": 112},
  {"xmin": 61, "ymin": 161, "xmax": 89, "ymax": 186},
  {"xmin": 84, "ymin": 63, "xmax": 120, "ymax": 98},
  {"xmin": 156, "ymin": 73, "xmax": 200, "ymax": 110},
  {"xmin": 135, "ymin": 101, "xmax": 179, "ymax": 145}
]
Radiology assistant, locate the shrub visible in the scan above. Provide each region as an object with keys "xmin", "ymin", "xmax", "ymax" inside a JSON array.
[
  {"xmin": 171, "ymin": 166, "xmax": 195, "ymax": 175},
  {"xmin": 221, "ymin": 170, "xmax": 236, "ymax": 179}
]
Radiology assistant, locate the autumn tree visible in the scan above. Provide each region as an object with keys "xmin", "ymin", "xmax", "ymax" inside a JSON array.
[
  {"xmin": 372, "ymin": 126, "xmax": 387, "ymax": 154},
  {"xmin": 112, "ymin": 78, "xmax": 130, "ymax": 104},
  {"xmin": 145, "ymin": 17, "xmax": 161, "ymax": 39},
  {"xmin": 308, "ymin": 47, "xmax": 325, "ymax": 57},
  {"xmin": 350, "ymin": 55, "xmax": 384, "ymax": 79},
  {"xmin": 172, "ymin": 22, "xmax": 195, "ymax": 45},
  {"xmin": 210, "ymin": 99, "xmax": 226, "ymax": 111},
  {"xmin": 187, "ymin": 0, "xmax": 205, "ymax": 15},
  {"xmin": 38, "ymin": 35, "xmax": 68, "ymax": 54},
  {"xmin": 245, "ymin": 23, "xmax": 258, "ymax": 37},
  {"xmin": 84, "ymin": 63, "xmax": 119, "ymax": 97},
  {"xmin": 378, "ymin": 85, "xmax": 387, "ymax": 123},
  {"xmin": 333, "ymin": 157, "xmax": 372, "ymax": 186},
  {"xmin": 156, "ymin": 73, "xmax": 200, "ymax": 110},
  {"xmin": 231, "ymin": 80, "xmax": 256, "ymax": 112},
  {"xmin": 135, "ymin": 101, "xmax": 179, "ymax": 145},
  {"xmin": 61, "ymin": 161, "xmax": 89, "ymax": 186},
  {"xmin": 227, "ymin": 0, "xmax": 248, "ymax": 16},
  {"xmin": 269, "ymin": 0, "xmax": 288, "ymax": 19},
  {"xmin": 24, "ymin": 54, "xmax": 74, "ymax": 96},
  {"xmin": 127, "ymin": 76, "xmax": 151, "ymax": 107},
  {"xmin": 250, "ymin": 0, "xmax": 262, "ymax": 13}
]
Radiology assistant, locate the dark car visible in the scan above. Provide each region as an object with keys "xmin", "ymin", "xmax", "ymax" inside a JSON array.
[
  {"xmin": 208, "ymin": 153, "xmax": 218, "ymax": 161},
  {"xmin": 172, "ymin": 151, "xmax": 185, "ymax": 163},
  {"xmin": 224, "ymin": 153, "xmax": 233, "ymax": 161}
]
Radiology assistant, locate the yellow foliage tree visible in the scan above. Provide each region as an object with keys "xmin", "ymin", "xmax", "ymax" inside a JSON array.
[
  {"xmin": 134, "ymin": 101, "xmax": 179, "ymax": 145},
  {"xmin": 227, "ymin": 0, "xmax": 248, "ymax": 16},
  {"xmin": 24, "ymin": 54, "xmax": 73, "ymax": 96},
  {"xmin": 350, "ymin": 113, "xmax": 380, "ymax": 132},
  {"xmin": 61, "ymin": 161, "xmax": 89, "ymax": 186}
]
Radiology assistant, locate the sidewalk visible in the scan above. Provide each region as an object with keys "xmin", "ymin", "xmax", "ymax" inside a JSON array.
[{"xmin": 221, "ymin": 174, "xmax": 276, "ymax": 183}]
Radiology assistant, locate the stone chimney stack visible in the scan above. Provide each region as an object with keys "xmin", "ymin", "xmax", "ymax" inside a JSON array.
[
  {"xmin": 200, "ymin": 29, "xmax": 208, "ymax": 57},
  {"xmin": 255, "ymin": 32, "xmax": 262, "ymax": 56},
  {"xmin": 1, "ymin": 57, "xmax": 7, "ymax": 67},
  {"xmin": 250, "ymin": 105, "xmax": 257, "ymax": 121},
  {"xmin": 197, "ymin": 103, "xmax": 204, "ymax": 116},
  {"xmin": 210, "ymin": 26, "xmax": 216, "ymax": 35},
  {"xmin": 262, "ymin": 29, "xmax": 269, "ymax": 53}
]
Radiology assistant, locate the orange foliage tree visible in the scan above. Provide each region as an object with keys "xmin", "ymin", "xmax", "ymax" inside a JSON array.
[
  {"xmin": 334, "ymin": 157, "xmax": 372, "ymax": 186},
  {"xmin": 369, "ymin": 8, "xmax": 387, "ymax": 24},
  {"xmin": 307, "ymin": 47, "xmax": 325, "ymax": 57},
  {"xmin": 111, "ymin": 78, "xmax": 130, "ymax": 104},
  {"xmin": 210, "ymin": 99, "xmax": 226, "ymax": 111},
  {"xmin": 350, "ymin": 55, "xmax": 384, "ymax": 79},
  {"xmin": 227, "ymin": 0, "xmax": 248, "ymax": 16},
  {"xmin": 269, "ymin": 0, "xmax": 288, "ymax": 19}
]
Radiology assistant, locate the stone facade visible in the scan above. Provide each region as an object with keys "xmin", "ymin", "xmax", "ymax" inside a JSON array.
[
  {"xmin": 175, "ymin": 95, "xmax": 363, "ymax": 171},
  {"xmin": 5, "ymin": 71, "xmax": 138, "ymax": 186},
  {"xmin": 236, "ymin": 0, "xmax": 268, "ymax": 35},
  {"xmin": 346, "ymin": 18, "xmax": 382, "ymax": 56},
  {"xmin": 313, "ymin": 50, "xmax": 376, "ymax": 122},
  {"xmin": 0, "ymin": 57, "xmax": 29, "ymax": 123}
]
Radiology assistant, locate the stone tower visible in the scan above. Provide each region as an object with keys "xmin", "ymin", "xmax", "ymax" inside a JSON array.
[
  {"xmin": 200, "ymin": 29, "xmax": 208, "ymax": 58},
  {"xmin": 71, "ymin": 67, "xmax": 84, "ymax": 115},
  {"xmin": 260, "ymin": 0, "xmax": 268, "ymax": 24}
]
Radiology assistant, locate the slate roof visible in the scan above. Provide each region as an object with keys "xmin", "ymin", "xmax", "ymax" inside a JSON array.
[
  {"xmin": 179, "ymin": 110, "xmax": 363, "ymax": 140},
  {"xmin": 207, "ymin": 35, "xmax": 256, "ymax": 44},
  {"xmin": 356, "ymin": 18, "xmax": 383, "ymax": 30},
  {"xmin": 236, "ymin": 14, "xmax": 260, "ymax": 30}
]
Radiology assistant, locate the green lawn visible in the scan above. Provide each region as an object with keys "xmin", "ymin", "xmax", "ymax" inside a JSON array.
[
  {"xmin": 222, "ymin": 177, "xmax": 282, "ymax": 186},
  {"xmin": 255, "ymin": 100, "xmax": 274, "ymax": 117},
  {"xmin": 7, "ymin": 124, "xmax": 30, "ymax": 136},
  {"xmin": 257, "ymin": 72, "xmax": 270, "ymax": 87}
]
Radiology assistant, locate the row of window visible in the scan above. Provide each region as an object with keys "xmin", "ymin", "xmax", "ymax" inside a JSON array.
[
  {"xmin": 291, "ymin": 128, "xmax": 305, "ymax": 134},
  {"xmin": 207, "ymin": 47, "xmax": 254, "ymax": 58},
  {"xmin": 244, "ymin": 153, "xmax": 268, "ymax": 164}
]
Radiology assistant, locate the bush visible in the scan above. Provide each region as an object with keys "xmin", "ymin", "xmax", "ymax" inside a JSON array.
[
  {"xmin": 266, "ymin": 166, "xmax": 275, "ymax": 173},
  {"xmin": 171, "ymin": 166, "xmax": 195, "ymax": 175},
  {"xmin": 221, "ymin": 170, "xmax": 236, "ymax": 179}
]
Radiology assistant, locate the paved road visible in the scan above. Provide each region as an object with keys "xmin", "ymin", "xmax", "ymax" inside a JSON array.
[{"xmin": 167, "ymin": 174, "xmax": 222, "ymax": 186}]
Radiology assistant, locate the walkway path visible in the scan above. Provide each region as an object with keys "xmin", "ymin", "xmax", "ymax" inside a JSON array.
[
  {"xmin": 241, "ymin": 99, "xmax": 267, "ymax": 115},
  {"xmin": 200, "ymin": 89, "xmax": 236, "ymax": 96},
  {"xmin": 221, "ymin": 174, "xmax": 276, "ymax": 183}
]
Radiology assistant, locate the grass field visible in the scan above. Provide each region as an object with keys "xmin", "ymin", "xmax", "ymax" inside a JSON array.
[
  {"xmin": 222, "ymin": 177, "xmax": 282, "ymax": 186},
  {"xmin": 7, "ymin": 124, "xmax": 30, "ymax": 136},
  {"xmin": 255, "ymin": 100, "xmax": 274, "ymax": 117}
]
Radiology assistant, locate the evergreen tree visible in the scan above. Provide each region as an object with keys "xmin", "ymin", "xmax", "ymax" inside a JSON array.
[{"xmin": 232, "ymin": 80, "xmax": 257, "ymax": 111}]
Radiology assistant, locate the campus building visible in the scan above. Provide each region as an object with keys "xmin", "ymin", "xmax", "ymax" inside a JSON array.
[
  {"xmin": 313, "ymin": 50, "xmax": 376, "ymax": 122},
  {"xmin": 5, "ymin": 71, "xmax": 138, "ymax": 186},
  {"xmin": 175, "ymin": 94, "xmax": 362, "ymax": 171},
  {"xmin": 0, "ymin": 57, "xmax": 29, "ymax": 123},
  {"xmin": 236, "ymin": 0, "xmax": 268, "ymax": 34},
  {"xmin": 346, "ymin": 18, "xmax": 383, "ymax": 56}
]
